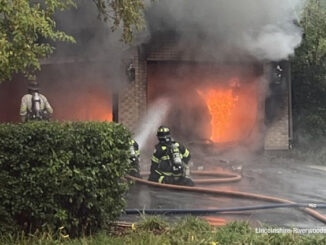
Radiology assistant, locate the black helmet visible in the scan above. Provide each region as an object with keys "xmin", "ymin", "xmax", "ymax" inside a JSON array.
[
  {"xmin": 28, "ymin": 81, "xmax": 39, "ymax": 92},
  {"xmin": 157, "ymin": 126, "xmax": 171, "ymax": 142}
]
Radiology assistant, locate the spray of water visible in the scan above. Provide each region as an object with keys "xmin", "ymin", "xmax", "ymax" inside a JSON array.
[{"xmin": 135, "ymin": 98, "xmax": 171, "ymax": 150}]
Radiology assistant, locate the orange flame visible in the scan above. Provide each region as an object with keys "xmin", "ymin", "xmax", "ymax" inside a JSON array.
[
  {"xmin": 76, "ymin": 93, "xmax": 112, "ymax": 121},
  {"xmin": 68, "ymin": 94, "xmax": 112, "ymax": 121},
  {"xmin": 53, "ymin": 91, "xmax": 112, "ymax": 122},
  {"xmin": 198, "ymin": 89, "xmax": 236, "ymax": 142},
  {"xmin": 198, "ymin": 78, "xmax": 258, "ymax": 143}
]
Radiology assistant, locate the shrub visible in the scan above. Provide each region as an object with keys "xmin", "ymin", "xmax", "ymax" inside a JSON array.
[{"xmin": 0, "ymin": 121, "xmax": 131, "ymax": 236}]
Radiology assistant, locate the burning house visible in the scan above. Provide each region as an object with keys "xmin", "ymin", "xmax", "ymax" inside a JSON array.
[
  {"xmin": 0, "ymin": 0, "xmax": 301, "ymax": 151},
  {"xmin": 118, "ymin": 0, "xmax": 300, "ymax": 151},
  {"xmin": 118, "ymin": 36, "xmax": 292, "ymax": 150}
]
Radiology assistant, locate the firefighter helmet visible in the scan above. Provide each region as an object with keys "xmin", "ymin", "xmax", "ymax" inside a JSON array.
[
  {"xmin": 157, "ymin": 126, "xmax": 171, "ymax": 141},
  {"xmin": 28, "ymin": 81, "xmax": 39, "ymax": 92}
]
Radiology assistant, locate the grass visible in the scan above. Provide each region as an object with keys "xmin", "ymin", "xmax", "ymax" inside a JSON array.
[{"xmin": 1, "ymin": 216, "xmax": 326, "ymax": 245}]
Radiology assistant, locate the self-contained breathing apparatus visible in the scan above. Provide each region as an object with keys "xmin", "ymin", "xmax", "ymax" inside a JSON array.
[
  {"xmin": 27, "ymin": 92, "xmax": 50, "ymax": 121},
  {"xmin": 156, "ymin": 126, "xmax": 189, "ymax": 178},
  {"xmin": 31, "ymin": 92, "xmax": 42, "ymax": 120},
  {"xmin": 129, "ymin": 140, "xmax": 141, "ymax": 177},
  {"xmin": 130, "ymin": 143, "xmax": 137, "ymax": 163},
  {"xmin": 25, "ymin": 82, "xmax": 50, "ymax": 121},
  {"xmin": 170, "ymin": 142, "xmax": 183, "ymax": 175}
]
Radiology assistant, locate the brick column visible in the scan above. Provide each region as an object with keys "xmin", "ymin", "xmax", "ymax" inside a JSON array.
[
  {"xmin": 264, "ymin": 95, "xmax": 290, "ymax": 150},
  {"xmin": 264, "ymin": 62, "xmax": 291, "ymax": 150},
  {"xmin": 118, "ymin": 52, "xmax": 147, "ymax": 132}
]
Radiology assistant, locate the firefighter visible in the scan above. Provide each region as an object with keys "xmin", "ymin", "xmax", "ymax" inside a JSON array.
[
  {"xmin": 129, "ymin": 139, "xmax": 141, "ymax": 178},
  {"xmin": 20, "ymin": 81, "xmax": 53, "ymax": 122},
  {"xmin": 148, "ymin": 126, "xmax": 194, "ymax": 186}
]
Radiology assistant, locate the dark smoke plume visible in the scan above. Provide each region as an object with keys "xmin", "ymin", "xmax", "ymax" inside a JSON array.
[{"xmin": 143, "ymin": 0, "xmax": 304, "ymax": 61}]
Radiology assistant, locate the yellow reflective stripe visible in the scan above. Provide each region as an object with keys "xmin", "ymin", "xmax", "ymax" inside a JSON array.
[
  {"xmin": 173, "ymin": 173, "xmax": 182, "ymax": 177},
  {"xmin": 162, "ymin": 146, "xmax": 167, "ymax": 150},
  {"xmin": 161, "ymin": 171, "xmax": 173, "ymax": 176},
  {"xmin": 155, "ymin": 169, "xmax": 173, "ymax": 176},
  {"xmin": 20, "ymin": 109, "xmax": 27, "ymax": 115},
  {"xmin": 158, "ymin": 176, "xmax": 165, "ymax": 183},
  {"xmin": 20, "ymin": 103, "xmax": 27, "ymax": 116},
  {"xmin": 161, "ymin": 155, "xmax": 170, "ymax": 160},
  {"xmin": 158, "ymin": 127, "xmax": 169, "ymax": 133},
  {"xmin": 175, "ymin": 143, "xmax": 179, "ymax": 147},
  {"xmin": 135, "ymin": 150, "xmax": 140, "ymax": 156},
  {"xmin": 152, "ymin": 156, "xmax": 159, "ymax": 163},
  {"xmin": 155, "ymin": 170, "xmax": 162, "ymax": 175},
  {"xmin": 183, "ymin": 149, "xmax": 190, "ymax": 158}
]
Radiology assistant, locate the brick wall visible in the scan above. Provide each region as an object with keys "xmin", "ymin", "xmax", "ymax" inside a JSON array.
[
  {"xmin": 263, "ymin": 62, "xmax": 291, "ymax": 150},
  {"xmin": 264, "ymin": 95, "xmax": 290, "ymax": 150},
  {"xmin": 147, "ymin": 42, "xmax": 192, "ymax": 61},
  {"xmin": 118, "ymin": 40, "xmax": 183, "ymax": 132},
  {"xmin": 118, "ymin": 54, "xmax": 147, "ymax": 132}
]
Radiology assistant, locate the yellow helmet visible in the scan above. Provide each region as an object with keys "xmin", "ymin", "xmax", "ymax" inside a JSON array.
[{"xmin": 156, "ymin": 126, "xmax": 171, "ymax": 141}]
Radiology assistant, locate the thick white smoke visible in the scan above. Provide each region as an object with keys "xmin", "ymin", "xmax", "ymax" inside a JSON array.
[
  {"xmin": 242, "ymin": 24, "xmax": 302, "ymax": 61},
  {"xmin": 135, "ymin": 98, "xmax": 171, "ymax": 150},
  {"xmin": 144, "ymin": 0, "xmax": 305, "ymax": 61}
]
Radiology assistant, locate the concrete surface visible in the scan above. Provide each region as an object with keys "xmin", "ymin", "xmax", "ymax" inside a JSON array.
[{"xmin": 122, "ymin": 145, "xmax": 326, "ymax": 228}]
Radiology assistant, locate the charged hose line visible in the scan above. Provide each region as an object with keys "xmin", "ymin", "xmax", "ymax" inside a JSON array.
[
  {"xmin": 139, "ymin": 170, "xmax": 242, "ymax": 184},
  {"xmin": 126, "ymin": 171, "xmax": 326, "ymax": 224},
  {"xmin": 125, "ymin": 203, "xmax": 326, "ymax": 215}
]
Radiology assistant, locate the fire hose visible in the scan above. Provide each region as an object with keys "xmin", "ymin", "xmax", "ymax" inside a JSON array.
[
  {"xmin": 125, "ymin": 170, "xmax": 326, "ymax": 224},
  {"xmin": 125, "ymin": 203, "xmax": 326, "ymax": 215}
]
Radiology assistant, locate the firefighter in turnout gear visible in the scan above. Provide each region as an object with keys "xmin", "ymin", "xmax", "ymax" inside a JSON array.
[
  {"xmin": 148, "ymin": 126, "xmax": 194, "ymax": 186},
  {"xmin": 129, "ymin": 139, "xmax": 141, "ymax": 178},
  {"xmin": 20, "ymin": 82, "xmax": 53, "ymax": 122}
]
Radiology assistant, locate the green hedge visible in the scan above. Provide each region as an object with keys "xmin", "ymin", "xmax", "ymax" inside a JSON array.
[{"xmin": 0, "ymin": 121, "xmax": 131, "ymax": 236}]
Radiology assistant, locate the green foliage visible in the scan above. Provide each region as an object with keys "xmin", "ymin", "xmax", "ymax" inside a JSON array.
[
  {"xmin": 2, "ymin": 219, "xmax": 326, "ymax": 245},
  {"xmin": 93, "ymin": 0, "xmax": 147, "ymax": 43},
  {"xmin": 171, "ymin": 216, "xmax": 211, "ymax": 235},
  {"xmin": 0, "ymin": 0, "xmax": 149, "ymax": 83},
  {"xmin": 292, "ymin": 0, "xmax": 326, "ymax": 139},
  {"xmin": 168, "ymin": 216, "xmax": 213, "ymax": 245},
  {"xmin": 137, "ymin": 215, "xmax": 169, "ymax": 232},
  {"xmin": 0, "ymin": 121, "xmax": 131, "ymax": 236},
  {"xmin": 0, "ymin": 0, "xmax": 76, "ymax": 82}
]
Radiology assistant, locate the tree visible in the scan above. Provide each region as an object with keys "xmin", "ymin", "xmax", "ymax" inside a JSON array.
[
  {"xmin": 93, "ymin": 0, "xmax": 145, "ymax": 43},
  {"xmin": 0, "ymin": 0, "xmax": 146, "ymax": 83},
  {"xmin": 0, "ymin": 0, "xmax": 76, "ymax": 82},
  {"xmin": 292, "ymin": 0, "xmax": 326, "ymax": 139}
]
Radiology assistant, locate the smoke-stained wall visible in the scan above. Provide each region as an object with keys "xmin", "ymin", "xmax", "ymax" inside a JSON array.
[
  {"xmin": 39, "ymin": 62, "xmax": 113, "ymax": 121},
  {"xmin": 0, "ymin": 77, "xmax": 26, "ymax": 122},
  {"xmin": 0, "ymin": 62, "xmax": 114, "ymax": 122}
]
